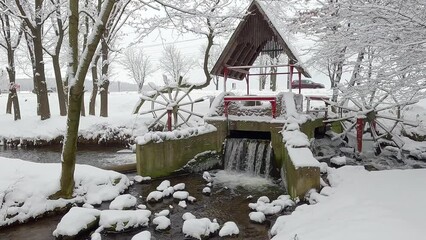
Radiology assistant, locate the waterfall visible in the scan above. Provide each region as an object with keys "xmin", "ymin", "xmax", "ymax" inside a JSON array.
[{"xmin": 223, "ymin": 138, "xmax": 273, "ymax": 177}]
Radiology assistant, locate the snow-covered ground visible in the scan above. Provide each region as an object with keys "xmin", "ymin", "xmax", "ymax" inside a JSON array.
[
  {"xmin": 0, "ymin": 89, "xmax": 329, "ymax": 144},
  {"xmin": 271, "ymin": 166, "xmax": 426, "ymax": 240}
]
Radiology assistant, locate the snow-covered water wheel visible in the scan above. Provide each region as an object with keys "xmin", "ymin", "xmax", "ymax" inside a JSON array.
[
  {"xmin": 324, "ymin": 86, "xmax": 418, "ymax": 155},
  {"xmin": 136, "ymin": 82, "xmax": 206, "ymax": 131}
]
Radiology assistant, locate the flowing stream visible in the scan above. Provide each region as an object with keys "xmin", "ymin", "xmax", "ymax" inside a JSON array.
[
  {"xmin": 0, "ymin": 145, "xmax": 285, "ymax": 240},
  {"xmin": 224, "ymin": 138, "xmax": 274, "ymax": 177}
]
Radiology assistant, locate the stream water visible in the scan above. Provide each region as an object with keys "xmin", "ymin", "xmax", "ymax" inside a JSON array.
[{"xmin": 0, "ymin": 142, "xmax": 286, "ymax": 240}]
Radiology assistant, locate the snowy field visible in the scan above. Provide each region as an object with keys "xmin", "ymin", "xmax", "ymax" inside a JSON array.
[
  {"xmin": 0, "ymin": 89, "xmax": 332, "ymax": 143},
  {"xmin": 2, "ymin": 89, "xmax": 426, "ymax": 239}
]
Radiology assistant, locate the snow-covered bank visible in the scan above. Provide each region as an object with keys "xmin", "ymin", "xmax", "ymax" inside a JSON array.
[
  {"xmin": 0, "ymin": 91, "xmax": 216, "ymax": 146},
  {"xmin": 0, "ymin": 157, "xmax": 130, "ymax": 227},
  {"xmin": 271, "ymin": 166, "xmax": 426, "ymax": 240}
]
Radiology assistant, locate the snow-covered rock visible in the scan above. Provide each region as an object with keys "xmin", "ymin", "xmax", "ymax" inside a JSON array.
[
  {"xmin": 179, "ymin": 200, "xmax": 187, "ymax": 208},
  {"xmin": 153, "ymin": 216, "xmax": 171, "ymax": 231},
  {"xmin": 156, "ymin": 180, "xmax": 171, "ymax": 191},
  {"xmin": 331, "ymin": 156, "xmax": 347, "ymax": 166},
  {"xmin": 91, "ymin": 232, "xmax": 102, "ymax": 240},
  {"xmin": 155, "ymin": 209, "xmax": 170, "ymax": 217},
  {"xmin": 83, "ymin": 203, "xmax": 94, "ymax": 209},
  {"xmin": 162, "ymin": 186, "xmax": 175, "ymax": 198},
  {"xmin": 202, "ymin": 171, "xmax": 213, "ymax": 182},
  {"xmin": 131, "ymin": 230, "xmax": 151, "ymax": 240},
  {"xmin": 202, "ymin": 187, "xmax": 211, "ymax": 195},
  {"xmin": 219, "ymin": 221, "xmax": 239, "ymax": 237},
  {"xmin": 109, "ymin": 194, "xmax": 137, "ymax": 210},
  {"xmin": 182, "ymin": 212, "xmax": 196, "ymax": 220},
  {"xmin": 99, "ymin": 210, "xmax": 151, "ymax": 232},
  {"xmin": 257, "ymin": 196, "xmax": 270, "ymax": 203},
  {"xmin": 249, "ymin": 211, "xmax": 266, "ymax": 223},
  {"xmin": 133, "ymin": 175, "xmax": 151, "ymax": 183},
  {"xmin": 173, "ymin": 183, "xmax": 185, "ymax": 191},
  {"xmin": 319, "ymin": 162, "xmax": 328, "ymax": 173},
  {"xmin": 137, "ymin": 204, "xmax": 147, "ymax": 209},
  {"xmin": 251, "ymin": 202, "xmax": 282, "ymax": 215},
  {"xmin": 53, "ymin": 207, "xmax": 101, "ymax": 238},
  {"xmin": 306, "ymin": 189, "xmax": 326, "ymax": 204},
  {"xmin": 173, "ymin": 191, "xmax": 189, "ymax": 200},
  {"xmin": 182, "ymin": 218, "xmax": 219, "ymax": 239},
  {"xmin": 147, "ymin": 191, "xmax": 163, "ymax": 202},
  {"xmin": 187, "ymin": 196, "xmax": 197, "ymax": 203}
]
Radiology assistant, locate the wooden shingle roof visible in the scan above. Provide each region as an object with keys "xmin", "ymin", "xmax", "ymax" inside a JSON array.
[{"xmin": 211, "ymin": 0, "xmax": 311, "ymax": 80}]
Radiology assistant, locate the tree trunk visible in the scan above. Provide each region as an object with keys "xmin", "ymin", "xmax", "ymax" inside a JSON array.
[
  {"xmin": 99, "ymin": 39, "xmax": 109, "ymax": 117},
  {"xmin": 81, "ymin": 93, "xmax": 85, "ymax": 116},
  {"xmin": 89, "ymin": 54, "xmax": 100, "ymax": 115},
  {"xmin": 24, "ymin": 32, "xmax": 40, "ymax": 116},
  {"xmin": 5, "ymin": 53, "xmax": 21, "ymax": 120},
  {"xmin": 52, "ymin": 55, "xmax": 67, "ymax": 116},
  {"xmin": 200, "ymin": 33, "xmax": 213, "ymax": 89},
  {"xmin": 33, "ymin": 17, "xmax": 50, "ymax": 120},
  {"xmin": 54, "ymin": 0, "xmax": 116, "ymax": 199}
]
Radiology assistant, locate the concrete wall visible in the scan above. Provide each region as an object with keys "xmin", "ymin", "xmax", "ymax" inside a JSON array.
[
  {"xmin": 136, "ymin": 129, "xmax": 225, "ymax": 178},
  {"xmin": 136, "ymin": 118, "xmax": 323, "ymax": 200}
]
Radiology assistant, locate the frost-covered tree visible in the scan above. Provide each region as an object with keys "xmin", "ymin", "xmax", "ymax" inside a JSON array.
[
  {"xmin": 2, "ymin": 0, "xmax": 52, "ymax": 120},
  {"xmin": 160, "ymin": 44, "xmax": 194, "ymax": 83},
  {"xmin": 43, "ymin": 0, "xmax": 67, "ymax": 116},
  {"xmin": 0, "ymin": 2, "xmax": 22, "ymax": 120},
  {"xmin": 154, "ymin": 0, "xmax": 246, "ymax": 88},
  {"xmin": 120, "ymin": 48, "xmax": 155, "ymax": 93},
  {"xmin": 54, "ymin": 0, "xmax": 119, "ymax": 199},
  {"xmin": 294, "ymin": 0, "xmax": 426, "ymax": 103}
]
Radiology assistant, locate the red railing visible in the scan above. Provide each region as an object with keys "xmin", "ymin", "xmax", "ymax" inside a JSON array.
[{"xmin": 223, "ymin": 96, "xmax": 277, "ymax": 118}]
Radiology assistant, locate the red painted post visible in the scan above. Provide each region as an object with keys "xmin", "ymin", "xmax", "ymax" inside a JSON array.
[
  {"xmin": 289, "ymin": 65, "xmax": 294, "ymax": 91},
  {"xmin": 223, "ymin": 67, "xmax": 229, "ymax": 92},
  {"xmin": 246, "ymin": 74, "xmax": 250, "ymax": 95},
  {"xmin": 270, "ymin": 100, "xmax": 276, "ymax": 118},
  {"xmin": 167, "ymin": 110, "xmax": 172, "ymax": 131},
  {"xmin": 298, "ymin": 71, "xmax": 302, "ymax": 94},
  {"xmin": 356, "ymin": 118, "xmax": 364, "ymax": 152}
]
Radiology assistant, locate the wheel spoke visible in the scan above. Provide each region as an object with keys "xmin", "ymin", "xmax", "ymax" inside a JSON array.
[
  {"xmin": 139, "ymin": 107, "xmax": 168, "ymax": 115},
  {"xmin": 179, "ymin": 108, "xmax": 204, "ymax": 118},
  {"xmin": 376, "ymin": 114, "xmax": 418, "ymax": 127},
  {"xmin": 147, "ymin": 111, "xmax": 168, "ymax": 129},
  {"xmin": 176, "ymin": 85, "xmax": 195, "ymax": 104},
  {"xmin": 140, "ymin": 95, "xmax": 167, "ymax": 106},
  {"xmin": 374, "ymin": 119, "xmax": 405, "ymax": 148}
]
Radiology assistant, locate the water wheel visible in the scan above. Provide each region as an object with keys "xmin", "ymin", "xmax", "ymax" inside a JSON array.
[
  {"xmin": 134, "ymin": 80, "xmax": 207, "ymax": 131},
  {"xmin": 324, "ymin": 85, "xmax": 418, "ymax": 154}
]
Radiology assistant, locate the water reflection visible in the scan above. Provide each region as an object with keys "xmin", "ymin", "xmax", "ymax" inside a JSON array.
[{"xmin": 0, "ymin": 145, "xmax": 136, "ymax": 168}]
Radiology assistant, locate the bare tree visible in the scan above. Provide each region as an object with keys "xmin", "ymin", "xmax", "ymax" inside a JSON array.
[
  {"xmin": 160, "ymin": 44, "xmax": 194, "ymax": 83},
  {"xmin": 154, "ymin": 0, "xmax": 245, "ymax": 89},
  {"xmin": 0, "ymin": 3, "xmax": 22, "ymax": 120},
  {"xmin": 53, "ymin": 0, "xmax": 118, "ymax": 199},
  {"xmin": 10, "ymin": 0, "xmax": 51, "ymax": 120},
  {"xmin": 120, "ymin": 48, "xmax": 155, "ymax": 92},
  {"xmin": 43, "ymin": 0, "xmax": 67, "ymax": 116}
]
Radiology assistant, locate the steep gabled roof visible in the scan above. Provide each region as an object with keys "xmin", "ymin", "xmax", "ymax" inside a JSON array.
[{"xmin": 211, "ymin": 0, "xmax": 311, "ymax": 80}]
